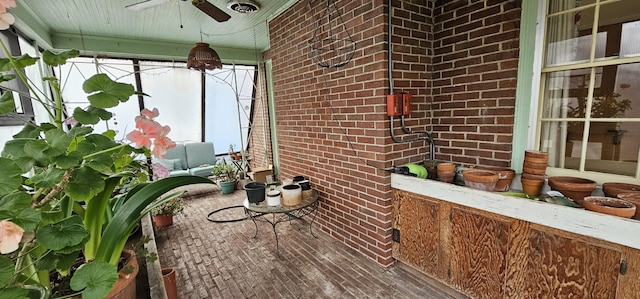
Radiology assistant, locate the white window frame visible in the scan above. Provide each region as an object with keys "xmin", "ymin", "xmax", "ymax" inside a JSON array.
[{"xmin": 516, "ymin": 0, "xmax": 640, "ymax": 184}]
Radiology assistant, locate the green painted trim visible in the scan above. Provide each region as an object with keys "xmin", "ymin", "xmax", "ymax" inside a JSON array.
[
  {"xmin": 512, "ymin": 0, "xmax": 542, "ymax": 172},
  {"xmin": 11, "ymin": 4, "xmax": 53, "ymax": 48},
  {"xmin": 50, "ymin": 33, "xmax": 260, "ymax": 64},
  {"xmin": 265, "ymin": 60, "xmax": 280, "ymax": 176}
]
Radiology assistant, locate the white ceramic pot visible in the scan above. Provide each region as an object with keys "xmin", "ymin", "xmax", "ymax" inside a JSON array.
[
  {"xmin": 281, "ymin": 184, "xmax": 302, "ymax": 206},
  {"xmin": 266, "ymin": 190, "xmax": 281, "ymax": 206}
]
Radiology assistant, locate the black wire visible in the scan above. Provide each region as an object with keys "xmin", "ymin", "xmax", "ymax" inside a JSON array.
[{"xmin": 206, "ymin": 205, "xmax": 249, "ymax": 223}]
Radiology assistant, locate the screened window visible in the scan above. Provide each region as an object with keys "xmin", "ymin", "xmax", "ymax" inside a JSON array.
[
  {"xmin": 0, "ymin": 31, "xmax": 34, "ymax": 125},
  {"xmin": 538, "ymin": 0, "xmax": 640, "ymax": 179}
]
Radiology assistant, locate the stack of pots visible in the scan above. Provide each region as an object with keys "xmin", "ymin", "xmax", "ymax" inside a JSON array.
[
  {"xmin": 521, "ymin": 150, "xmax": 548, "ymax": 196},
  {"xmin": 437, "ymin": 163, "xmax": 456, "ymax": 183}
]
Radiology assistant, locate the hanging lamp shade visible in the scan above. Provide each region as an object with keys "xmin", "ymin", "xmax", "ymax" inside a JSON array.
[{"xmin": 186, "ymin": 42, "xmax": 223, "ymax": 71}]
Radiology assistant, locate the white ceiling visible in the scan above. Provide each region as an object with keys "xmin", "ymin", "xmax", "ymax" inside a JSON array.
[{"xmin": 11, "ymin": 0, "xmax": 298, "ymax": 63}]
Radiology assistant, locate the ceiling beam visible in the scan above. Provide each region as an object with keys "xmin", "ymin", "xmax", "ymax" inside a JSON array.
[{"xmin": 51, "ymin": 33, "xmax": 261, "ymax": 64}]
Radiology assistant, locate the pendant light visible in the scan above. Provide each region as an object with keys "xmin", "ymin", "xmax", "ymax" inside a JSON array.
[{"xmin": 186, "ymin": 42, "xmax": 223, "ymax": 71}]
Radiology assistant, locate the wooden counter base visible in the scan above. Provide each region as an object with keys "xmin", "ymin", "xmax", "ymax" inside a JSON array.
[{"xmin": 391, "ymin": 174, "xmax": 640, "ymax": 298}]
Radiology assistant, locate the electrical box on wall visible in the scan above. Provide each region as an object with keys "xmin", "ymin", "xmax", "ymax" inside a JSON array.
[
  {"xmin": 402, "ymin": 93, "xmax": 412, "ymax": 116},
  {"xmin": 386, "ymin": 94, "xmax": 403, "ymax": 116}
]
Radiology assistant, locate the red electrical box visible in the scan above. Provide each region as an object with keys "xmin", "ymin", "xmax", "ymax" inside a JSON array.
[
  {"xmin": 386, "ymin": 94, "xmax": 403, "ymax": 116},
  {"xmin": 402, "ymin": 93, "xmax": 412, "ymax": 116}
]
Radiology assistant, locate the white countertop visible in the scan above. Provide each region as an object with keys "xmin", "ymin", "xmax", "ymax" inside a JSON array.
[{"xmin": 391, "ymin": 173, "xmax": 640, "ymax": 250}]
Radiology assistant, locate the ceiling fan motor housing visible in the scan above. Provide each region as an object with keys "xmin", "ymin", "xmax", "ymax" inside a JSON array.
[{"xmin": 227, "ymin": 0, "xmax": 260, "ymax": 13}]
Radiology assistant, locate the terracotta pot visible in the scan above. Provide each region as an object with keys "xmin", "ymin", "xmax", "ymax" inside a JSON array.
[
  {"xmin": 582, "ymin": 196, "xmax": 636, "ymax": 218},
  {"xmin": 105, "ymin": 249, "xmax": 139, "ymax": 299},
  {"xmin": 437, "ymin": 162, "xmax": 455, "ymax": 172},
  {"xmin": 522, "ymin": 160, "xmax": 547, "ymax": 170},
  {"xmin": 525, "ymin": 150, "xmax": 549, "ymax": 160},
  {"xmin": 521, "ymin": 177, "xmax": 544, "ymax": 197},
  {"xmin": 522, "ymin": 166, "xmax": 547, "ymax": 175},
  {"xmin": 547, "ymin": 176, "xmax": 597, "ymax": 206},
  {"xmin": 478, "ymin": 167, "xmax": 515, "ymax": 192},
  {"xmin": 523, "ymin": 156, "xmax": 549, "ymax": 165},
  {"xmin": 462, "ymin": 170, "xmax": 499, "ymax": 191},
  {"xmin": 162, "ymin": 267, "xmax": 179, "ymax": 299},
  {"xmin": 617, "ymin": 193, "xmax": 640, "ymax": 220},
  {"xmin": 438, "ymin": 169, "xmax": 455, "ymax": 183},
  {"xmin": 521, "ymin": 172, "xmax": 545, "ymax": 181},
  {"xmin": 602, "ymin": 182, "xmax": 640, "ymax": 198},
  {"xmin": 152, "ymin": 214, "xmax": 174, "ymax": 227}
]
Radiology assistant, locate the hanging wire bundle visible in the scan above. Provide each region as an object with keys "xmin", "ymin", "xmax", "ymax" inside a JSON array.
[{"xmin": 308, "ymin": 0, "xmax": 356, "ymax": 68}]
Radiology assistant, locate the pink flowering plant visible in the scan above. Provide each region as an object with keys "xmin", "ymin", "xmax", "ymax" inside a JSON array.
[{"xmin": 0, "ymin": 2, "xmax": 211, "ymax": 297}]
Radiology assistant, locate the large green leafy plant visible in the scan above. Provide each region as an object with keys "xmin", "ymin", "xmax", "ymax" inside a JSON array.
[{"xmin": 0, "ymin": 19, "xmax": 211, "ymax": 299}]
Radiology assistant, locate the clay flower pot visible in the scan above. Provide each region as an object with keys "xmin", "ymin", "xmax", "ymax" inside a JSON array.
[
  {"xmin": 525, "ymin": 150, "xmax": 549, "ymax": 159},
  {"xmin": 478, "ymin": 166, "xmax": 515, "ymax": 192},
  {"xmin": 547, "ymin": 176, "xmax": 597, "ymax": 205},
  {"xmin": 521, "ymin": 177, "xmax": 544, "ymax": 197},
  {"xmin": 602, "ymin": 182, "xmax": 640, "ymax": 198},
  {"xmin": 152, "ymin": 214, "xmax": 174, "ymax": 227},
  {"xmin": 521, "ymin": 172, "xmax": 545, "ymax": 181},
  {"xmin": 617, "ymin": 193, "xmax": 640, "ymax": 220},
  {"xmin": 437, "ymin": 163, "xmax": 456, "ymax": 183},
  {"xmin": 582, "ymin": 196, "xmax": 636, "ymax": 218},
  {"xmin": 462, "ymin": 169, "xmax": 499, "ymax": 191}
]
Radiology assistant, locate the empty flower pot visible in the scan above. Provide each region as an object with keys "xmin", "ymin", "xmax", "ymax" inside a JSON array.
[
  {"xmin": 281, "ymin": 184, "xmax": 302, "ymax": 206},
  {"xmin": 617, "ymin": 193, "xmax": 640, "ymax": 220},
  {"xmin": 602, "ymin": 182, "xmax": 640, "ymax": 198},
  {"xmin": 478, "ymin": 166, "xmax": 515, "ymax": 192},
  {"xmin": 521, "ymin": 177, "xmax": 545, "ymax": 197},
  {"xmin": 547, "ymin": 176, "xmax": 597, "ymax": 206},
  {"xmin": 582, "ymin": 196, "xmax": 636, "ymax": 218},
  {"xmin": 462, "ymin": 169, "xmax": 499, "ymax": 191},
  {"xmin": 525, "ymin": 150, "xmax": 549, "ymax": 160},
  {"xmin": 245, "ymin": 182, "xmax": 267, "ymax": 204}
]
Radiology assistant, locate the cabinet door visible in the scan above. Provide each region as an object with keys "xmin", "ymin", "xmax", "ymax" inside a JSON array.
[
  {"xmin": 449, "ymin": 208, "xmax": 509, "ymax": 299},
  {"xmin": 392, "ymin": 190, "xmax": 440, "ymax": 277},
  {"xmin": 521, "ymin": 229, "xmax": 620, "ymax": 298}
]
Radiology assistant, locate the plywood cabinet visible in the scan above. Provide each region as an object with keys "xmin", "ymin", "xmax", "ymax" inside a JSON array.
[
  {"xmin": 392, "ymin": 190, "xmax": 440, "ymax": 277},
  {"xmin": 449, "ymin": 208, "xmax": 509, "ymax": 299},
  {"xmin": 518, "ymin": 229, "xmax": 621, "ymax": 298},
  {"xmin": 392, "ymin": 189, "xmax": 639, "ymax": 299}
]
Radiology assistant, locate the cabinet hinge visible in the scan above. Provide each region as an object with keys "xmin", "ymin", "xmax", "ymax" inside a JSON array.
[
  {"xmin": 392, "ymin": 228, "xmax": 400, "ymax": 243},
  {"xmin": 620, "ymin": 260, "xmax": 628, "ymax": 275}
]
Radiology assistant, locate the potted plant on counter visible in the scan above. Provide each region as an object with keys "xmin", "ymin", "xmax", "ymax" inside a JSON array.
[{"xmin": 211, "ymin": 159, "xmax": 237, "ymax": 194}]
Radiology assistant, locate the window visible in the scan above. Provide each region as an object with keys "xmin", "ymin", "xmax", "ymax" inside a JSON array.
[
  {"xmin": 0, "ymin": 31, "xmax": 34, "ymax": 125},
  {"xmin": 538, "ymin": 0, "xmax": 640, "ymax": 180}
]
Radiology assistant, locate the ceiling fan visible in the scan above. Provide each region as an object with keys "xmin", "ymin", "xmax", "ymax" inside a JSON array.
[{"xmin": 125, "ymin": 0, "xmax": 231, "ymax": 22}]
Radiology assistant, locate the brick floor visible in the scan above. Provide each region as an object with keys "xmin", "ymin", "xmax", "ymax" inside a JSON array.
[{"xmin": 155, "ymin": 184, "xmax": 468, "ymax": 299}]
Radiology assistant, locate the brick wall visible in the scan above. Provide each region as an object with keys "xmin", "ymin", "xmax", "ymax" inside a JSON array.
[
  {"xmin": 267, "ymin": 0, "xmax": 521, "ymax": 266},
  {"xmin": 431, "ymin": 0, "xmax": 521, "ymax": 167}
]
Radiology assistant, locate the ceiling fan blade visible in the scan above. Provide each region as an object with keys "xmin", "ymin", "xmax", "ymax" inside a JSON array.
[{"xmin": 192, "ymin": 0, "xmax": 231, "ymax": 22}]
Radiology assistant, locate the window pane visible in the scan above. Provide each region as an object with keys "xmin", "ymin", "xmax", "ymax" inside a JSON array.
[
  {"xmin": 540, "ymin": 69, "xmax": 596, "ymax": 119},
  {"xmin": 139, "ymin": 61, "xmax": 202, "ymax": 143},
  {"xmin": 545, "ymin": 7, "xmax": 596, "ymax": 66},
  {"xmin": 58, "ymin": 58, "xmax": 139, "ymax": 139},
  {"xmin": 589, "ymin": 62, "xmax": 638, "ymax": 119},
  {"xmin": 599, "ymin": 1, "xmax": 640, "ymax": 59},
  {"xmin": 585, "ymin": 121, "xmax": 638, "ymax": 176},
  {"xmin": 204, "ymin": 65, "xmax": 256, "ymax": 155}
]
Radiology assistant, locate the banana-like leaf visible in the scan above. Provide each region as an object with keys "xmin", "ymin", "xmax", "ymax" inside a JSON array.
[{"xmin": 95, "ymin": 175, "xmax": 213, "ymax": 264}]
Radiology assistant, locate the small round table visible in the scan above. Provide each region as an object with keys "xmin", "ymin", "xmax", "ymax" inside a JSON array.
[{"xmin": 243, "ymin": 189, "xmax": 319, "ymax": 252}]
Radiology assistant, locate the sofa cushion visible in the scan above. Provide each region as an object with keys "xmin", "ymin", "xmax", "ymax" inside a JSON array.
[
  {"xmin": 164, "ymin": 144, "xmax": 187, "ymax": 170},
  {"xmin": 185, "ymin": 142, "xmax": 217, "ymax": 169},
  {"xmin": 169, "ymin": 169, "xmax": 190, "ymax": 176},
  {"xmin": 189, "ymin": 165, "xmax": 215, "ymax": 177}
]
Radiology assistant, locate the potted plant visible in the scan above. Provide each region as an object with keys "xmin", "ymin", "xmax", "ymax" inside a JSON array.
[
  {"xmin": 151, "ymin": 196, "xmax": 184, "ymax": 227},
  {"xmin": 0, "ymin": 13, "xmax": 213, "ymax": 299},
  {"xmin": 211, "ymin": 159, "xmax": 237, "ymax": 194},
  {"xmin": 228, "ymin": 144, "xmax": 241, "ymax": 160}
]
